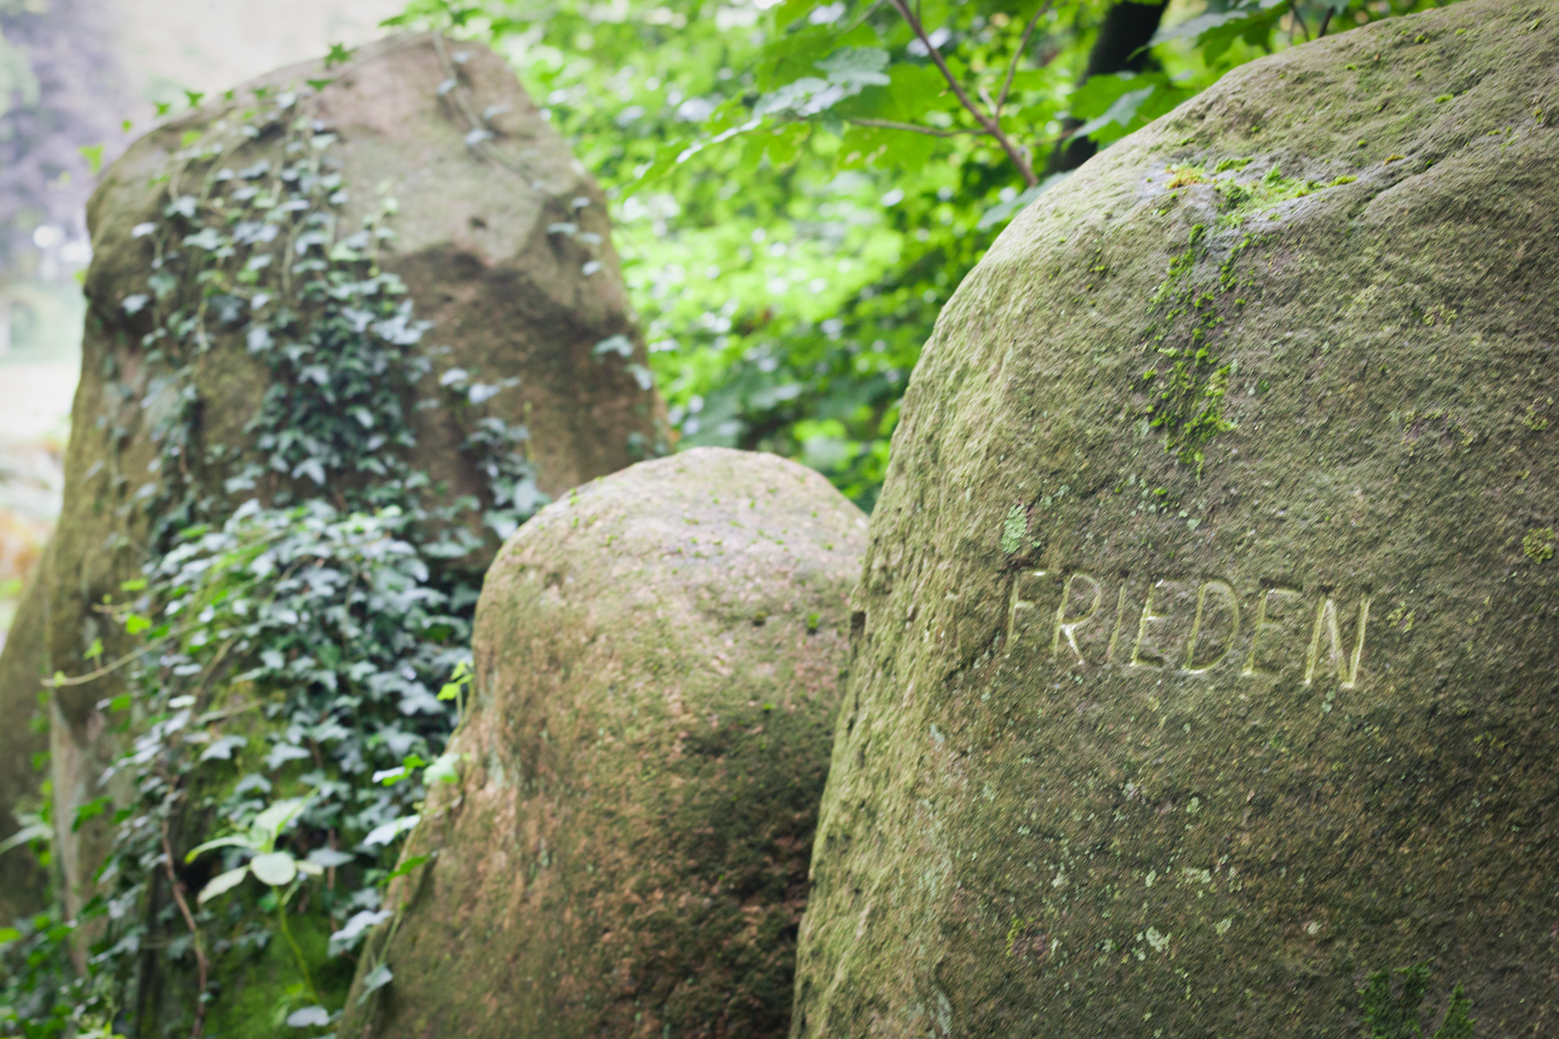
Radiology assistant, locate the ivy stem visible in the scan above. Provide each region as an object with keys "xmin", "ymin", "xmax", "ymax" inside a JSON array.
[
  {"xmin": 159, "ymin": 821, "xmax": 209, "ymax": 1038},
  {"xmin": 276, "ymin": 882, "xmax": 320, "ymax": 1004}
]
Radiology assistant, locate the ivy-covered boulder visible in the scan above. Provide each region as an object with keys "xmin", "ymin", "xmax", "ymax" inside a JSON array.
[
  {"xmin": 0, "ymin": 32, "xmax": 660, "ymax": 1016},
  {"xmin": 793, "ymin": 1, "xmax": 1558, "ymax": 1036},
  {"xmin": 341, "ymin": 447, "xmax": 867, "ymax": 1039}
]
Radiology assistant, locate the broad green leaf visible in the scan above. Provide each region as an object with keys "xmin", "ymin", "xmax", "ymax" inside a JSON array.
[
  {"xmin": 816, "ymin": 47, "xmax": 890, "ymax": 88},
  {"xmin": 72, "ymin": 796, "xmax": 113, "ymax": 833},
  {"xmin": 0, "ymin": 822, "xmax": 51, "ymax": 856},
  {"xmin": 251, "ymin": 797, "xmax": 309, "ymax": 844},
  {"xmin": 250, "ymin": 850, "xmax": 299, "ymax": 886},
  {"xmin": 185, "ymin": 834, "xmax": 259, "ymax": 862},
  {"xmin": 196, "ymin": 866, "xmax": 251, "ymax": 905},
  {"xmin": 1072, "ymin": 85, "xmax": 1155, "ymax": 143}
]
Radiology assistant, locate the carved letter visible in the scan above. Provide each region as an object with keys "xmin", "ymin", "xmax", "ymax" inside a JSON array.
[
  {"xmin": 1106, "ymin": 581, "xmax": 1132, "ymax": 665},
  {"xmin": 1184, "ymin": 580, "xmax": 1240, "ymax": 674},
  {"xmin": 1131, "ymin": 580, "xmax": 1170, "ymax": 668},
  {"xmin": 1304, "ymin": 593, "xmax": 1371, "ymax": 689},
  {"xmin": 1005, "ymin": 570, "xmax": 1049, "ymax": 655},
  {"xmin": 1242, "ymin": 585, "xmax": 1304, "ymax": 677},
  {"xmin": 1051, "ymin": 573, "xmax": 1102, "ymax": 663}
]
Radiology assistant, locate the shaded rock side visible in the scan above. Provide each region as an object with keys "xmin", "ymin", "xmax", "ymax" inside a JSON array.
[
  {"xmin": 341, "ymin": 448, "xmax": 867, "ymax": 1039},
  {"xmin": 0, "ymin": 542, "xmax": 50, "ymax": 925},
  {"xmin": 0, "ymin": 33, "xmax": 663, "ymax": 922},
  {"xmin": 793, "ymin": 2, "xmax": 1559, "ymax": 1036}
]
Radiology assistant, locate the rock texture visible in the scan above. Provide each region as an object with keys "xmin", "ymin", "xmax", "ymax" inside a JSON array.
[
  {"xmin": 0, "ymin": 33, "xmax": 662, "ymax": 921},
  {"xmin": 793, "ymin": 2, "xmax": 1559, "ymax": 1036},
  {"xmin": 342, "ymin": 448, "xmax": 867, "ymax": 1039}
]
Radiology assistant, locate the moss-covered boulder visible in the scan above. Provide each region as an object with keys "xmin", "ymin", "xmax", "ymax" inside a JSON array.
[
  {"xmin": 793, "ymin": 2, "xmax": 1559, "ymax": 1035},
  {"xmin": 0, "ymin": 34, "xmax": 662, "ymax": 924},
  {"xmin": 341, "ymin": 447, "xmax": 866, "ymax": 1039}
]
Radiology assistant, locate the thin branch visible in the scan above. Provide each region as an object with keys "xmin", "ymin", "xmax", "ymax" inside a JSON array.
[
  {"xmin": 430, "ymin": 34, "xmax": 539, "ymax": 183},
  {"xmin": 885, "ymin": 0, "xmax": 1038, "ymax": 185},
  {"xmin": 842, "ymin": 0, "xmax": 887, "ymax": 34},
  {"xmin": 161, "ymin": 821, "xmax": 210, "ymax": 1038},
  {"xmin": 996, "ymin": 0, "xmax": 1055, "ymax": 118},
  {"xmin": 1289, "ymin": 0, "xmax": 1310, "ymax": 41},
  {"xmin": 42, "ymin": 618, "xmax": 203, "ymax": 688},
  {"xmin": 848, "ymin": 117, "xmax": 991, "ymax": 137},
  {"xmin": 1317, "ymin": 7, "xmax": 1334, "ymax": 36}
]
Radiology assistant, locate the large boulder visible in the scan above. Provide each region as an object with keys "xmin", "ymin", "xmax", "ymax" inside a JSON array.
[
  {"xmin": 341, "ymin": 448, "xmax": 867, "ymax": 1039},
  {"xmin": 793, "ymin": 1, "xmax": 1559, "ymax": 1035},
  {"xmin": 0, "ymin": 34, "xmax": 662, "ymax": 925}
]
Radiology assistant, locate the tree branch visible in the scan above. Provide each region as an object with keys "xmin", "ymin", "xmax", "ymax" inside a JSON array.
[
  {"xmin": 885, "ymin": 0, "xmax": 1039, "ymax": 185},
  {"xmin": 996, "ymin": 0, "xmax": 1055, "ymax": 118},
  {"xmin": 848, "ymin": 117, "xmax": 991, "ymax": 137}
]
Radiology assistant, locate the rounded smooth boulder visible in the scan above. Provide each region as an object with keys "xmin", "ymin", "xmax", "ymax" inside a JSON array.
[
  {"xmin": 344, "ymin": 447, "xmax": 867, "ymax": 1039},
  {"xmin": 793, "ymin": 1, "xmax": 1559, "ymax": 1036}
]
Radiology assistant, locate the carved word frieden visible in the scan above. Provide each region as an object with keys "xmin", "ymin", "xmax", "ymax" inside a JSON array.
[{"xmin": 1006, "ymin": 571, "xmax": 1370, "ymax": 686}]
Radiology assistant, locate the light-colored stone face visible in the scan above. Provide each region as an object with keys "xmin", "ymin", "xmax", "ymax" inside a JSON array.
[
  {"xmin": 344, "ymin": 447, "xmax": 868, "ymax": 1039},
  {"xmin": 793, "ymin": 0, "xmax": 1559, "ymax": 1035}
]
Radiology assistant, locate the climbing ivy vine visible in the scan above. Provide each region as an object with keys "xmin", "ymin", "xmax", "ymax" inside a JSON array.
[{"xmin": 1, "ymin": 71, "xmax": 540, "ymax": 1038}]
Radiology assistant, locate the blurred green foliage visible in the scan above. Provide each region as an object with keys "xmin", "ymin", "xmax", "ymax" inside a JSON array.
[{"xmin": 389, "ymin": 0, "xmax": 1457, "ymax": 509}]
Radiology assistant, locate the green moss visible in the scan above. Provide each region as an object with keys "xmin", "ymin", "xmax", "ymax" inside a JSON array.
[
  {"xmin": 1001, "ymin": 505, "xmax": 1029, "ymax": 553},
  {"xmin": 1212, "ymin": 165, "xmax": 1329, "ymax": 226},
  {"xmin": 202, "ymin": 913, "xmax": 353, "ymax": 1039},
  {"xmin": 1360, "ymin": 963, "xmax": 1475, "ymax": 1039},
  {"xmin": 1522, "ymin": 527, "xmax": 1554, "ymax": 563}
]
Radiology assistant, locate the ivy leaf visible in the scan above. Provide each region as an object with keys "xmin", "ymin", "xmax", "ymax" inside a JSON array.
[
  {"xmin": 357, "ymin": 963, "xmax": 393, "ymax": 1005},
  {"xmin": 329, "ymin": 909, "xmax": 392, "ymax": 956},
  {"xmin": 148, "ymin": 271, "xmax": 177, "ymax": 300},
  {"xmin": 285, "ymin": 1006, "xmax": 331, "ymax": 1028},
  {"xmin": 362, "ymin": 814, "xmax": 420, "ymax": 848},
  {"xmin": 593, "ymin": 335, "xmax": 633, "ymax": 358},
  {"xmin": 307, "ymin": 847, "xmax": 354, "ymax": 868},
  {"xmin": 380, "ymin": 853, "xmax": 430, "ymax": 884},
  {"xmin": 325, "ymin": 42, "xmax": 354, "ymax": 68},
  {"xmin": 79, "ymin": 144, "xmax": 105, "ymax": 174},
  {"xmin": 198, "ymin": 735, "xmax": 249, "ymax": 762}
]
